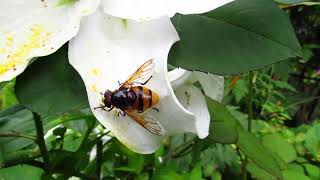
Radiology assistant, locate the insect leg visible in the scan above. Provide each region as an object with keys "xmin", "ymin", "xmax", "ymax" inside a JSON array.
[
  {"xmin": 94, "ymin": 106, "xmax": 107, "ymax": 111},
  {"xmin": 117, "ymin": 110, "xmax": 126, "ymax": 117},
  {"xmin": 132, "ymin": 76, "xmax": 153, "ymax": 86},
  {"xmin": 152, "ymin": 107, "xmax": 159, "ymax": 112},
  {"xmin": 141, "ymin": 75, "xmax": 152, "ymax": 85},
  {"xmin": 107, "ymin": 106, "xmax": 114, "ymax": 112}
]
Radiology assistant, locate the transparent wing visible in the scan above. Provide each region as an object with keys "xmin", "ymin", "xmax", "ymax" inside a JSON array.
[
  {"xmin": 125, "ymin": 110, "xmax": 165, "ymax": 136},
  {"xmin": 120, "ymin": 59, "xmax": 154, "ymax": 88}
]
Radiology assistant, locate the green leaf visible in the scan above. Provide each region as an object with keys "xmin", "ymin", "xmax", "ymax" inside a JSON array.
[
  {"xmin": 200, "ymin": 144, "xmax": 239, "ymax": 171},
  {"xmin": 211, "ymin": 171, "xmax": 222, "ymax": 180},
  {"xmin": 237, "ymin": 131, "xmax": 283, "ymax": 179},
  {"xmin": 169, "ymin": 0, "xmax": 302, "ymax": 74},
  {"xmin": 135, "ymin": 173, "xmax": 149, "ymax": 180},
  {"xmin": 186, "ymin": 163, "xmax": 203, "ymax": 180},
  {"xmin": 206, "ymin": 97, "xmax": 239, "ymax": 144},
  {"xmin": 275, "ymin": 0, "xmax": 320, "ymax": 6},
  {"xmin": 305, "ymin": 123, "xmax": 320, "ymax": 160},
  {"xmin": 205, "ymin": 99, "xmax": 285, "ymax": 178},
  {"xmin": 0, "ymin": 165, "xmax": 43, "ymax": 180},
  {"xmin": 232, "ymin": 79, "xmax": 248, "ymax": 103},
  {"xmin": 247, "ymin": 162, "xmax": 277, "ymax": 180},
  {"xmin": 303, "ymin": 164, "xmax": 320, "ymax": 180},
  {"xmin": 152, "ymin": 163, "xmax": 184, "ymax": 180},
  {"xmin": 127, "ymin": 154, "xmax": 144, "ymax": 174},
  {"xmin": 282, "ymin": 169, "xmax": 311, "ymax": 180},
  {"xmin": 274, "ymin": 0, "xmax": 308, "ymax": 3},
  {"xmin": 15, "ymin": 45, "xmax": 88, "ymax": 116},
  {"xmin": 0, "ymin": 106, "xmax": 36, "ymax": 162},
  {"xmin": 288, "ymin": 163, "xmax": 305, "ymax": 174},
  {"xmin": 0, "ymin": 79, "xmax": 18, "ymax": 109},
  {"xmin": 0, "ymin": 105, "xmax": 75, "ymax": 164},
  {"xmin": 262, "ymin": 133, "xmax": 297, "ymax": 163}
]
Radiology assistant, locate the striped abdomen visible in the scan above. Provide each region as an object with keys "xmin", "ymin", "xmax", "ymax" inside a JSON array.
[{"xmin": 130, "ymin": 86, "xmax": 159, "ymax": 112}]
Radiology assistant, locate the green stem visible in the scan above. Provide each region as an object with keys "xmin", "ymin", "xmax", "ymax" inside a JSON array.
[
  {"xmin": 248, "ymin": 71, "xmax": 254, "ymax": 132},
  {"xmin": 96, "ymin": 140, "xmax": 103, "ymax": 179},
  {"xmin": 78, "ymin": 121, "xmax": 95, "ymax": 150},
  {"xmin": 243, "ymin": 71, "xmax": 254, "ymax": 180},
  {"xmin": 0, "ymin": 132, "xmax": 36, "ymax": 141},
  {"xmin": 33, "ymin": 112, "xmax": 50, "ymax": 170}
]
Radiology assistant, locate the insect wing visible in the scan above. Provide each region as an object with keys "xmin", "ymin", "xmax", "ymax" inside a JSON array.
[
  {"xmin": 120, "ymin": 59, "xmax": 154, "ymax": 88},
  {"xmin": 125, "ymin": 110, "xmax": 165, "ymax": 136}
]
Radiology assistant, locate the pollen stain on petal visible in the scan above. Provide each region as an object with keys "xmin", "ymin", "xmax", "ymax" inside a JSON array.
[
  {"xmin": 92, "ymin": 68, "xmax": 100, "ymax": 76},
  {"xmin": 121, "ymin": 19, "xmax": 128, "ymax": 28},
  {"xmin": 81, "ymin": 9, "xmax": 89, "ymax": 15},
  {"xmin": 91, "ymin": 84, "xmax": 97, "ymax": 92},
  {"xmin": 0, "ymin": 25, "xmax": 51, "ymax": 76},
  {"xmin": 5, "ymin": 36, "xmax": 14, "ymax": 47}
]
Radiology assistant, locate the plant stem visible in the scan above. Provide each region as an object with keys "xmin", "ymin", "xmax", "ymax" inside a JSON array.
[
  {"xmin": 0, "ymin": 132, "xmax": 36, "ymax": 141},
  {"xmin": 248, "ymin": 71, "xmax": 254, "ymax": 132},
  {"xmin": 79, "ymin": 120, "xmax": 95, "ymax": 150},
  {"xmin": 243, "ymin": 71, "xmax": 254, "ymax": 180},
  {"xmin": 96, "ymin": 140, "xmax": 103, "ymax": 179},
  {"xmin": 33, "ymin": 112, "xmax": 50, "ymax": 170}
]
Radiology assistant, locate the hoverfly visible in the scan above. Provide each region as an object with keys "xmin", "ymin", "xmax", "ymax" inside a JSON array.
[{"xmin": 94, "ymin": 59, "xmax": 165, "ymax": 136}]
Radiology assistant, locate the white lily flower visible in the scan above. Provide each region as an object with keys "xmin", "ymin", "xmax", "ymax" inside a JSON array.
[
  {"xmin": 0, "ymin": 0, "xmax": 230, "ymax": 153},
  {"xmin": 101, "ymin": 0, "xmax": 234, "ymax": 21},
  {"xmin": 0, "ymin": 0, "xmax": 100, "ymax": 82},
  {"xmin": 68, "ymin": 8, "xmax": 199, "ymax": 154},
  {"xmin": 0, "ymin": 0, "xmax": 233, "ymax": 82},
  {"xmin": 169, "ymin": 68, "xmax": 224, "ymax": 138}
]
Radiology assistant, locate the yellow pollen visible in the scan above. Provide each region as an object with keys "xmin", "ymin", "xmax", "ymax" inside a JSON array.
[
  {"xmin": 0, "ymin": 25, "xmax": 50, "ymax": 75},
  {"xmin": 81, "ymin": 9, "xmax": 89, "ymax": 15},
  {"xmin": 91, "ymin": 84, "xmax": 97, "ymax": 92},
  {"xmin": 92, "ymin": 68, "xmax": 100, "ymax": 76},
  {"xmin": 5, "ymin": 36, "xmax": 14, "ymax": 46}
]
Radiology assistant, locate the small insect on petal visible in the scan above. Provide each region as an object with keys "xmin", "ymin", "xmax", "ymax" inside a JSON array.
[{"xmin": 94, "ymin": 59, "xmax": 165, "ymax": 136}]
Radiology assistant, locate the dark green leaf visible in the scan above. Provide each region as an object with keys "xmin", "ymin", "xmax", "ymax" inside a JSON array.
[
  {"xmin": 169, "ymin": 0, "xmax": 302, "ymax": 74},
  {"xmin": 0, "ymin": 106, "xmax": 77, "ymax": 165},
  {"xmin": 206, "ymin": 97, "xmax": 239, "ymax": 144},
  {"xmin": 237, "ymin": 131, "xmax": 283, "ymax": 179},
  {"xmin": 0, "ymin": 165, "xmax": 43, "ymax": 179},
  {"xmin": 303, "ymin": 164, "xmax": 320, "ymax": 180},
  {"xmin": 15, "ymin": 45, "xmax": 88, "ymax": 116},
  {"xmin": 0, "ymin": 107, "xmax": 36, "ymax": 162},
  {"xmin": 247, "ymin": 162, "xmax": 277, "ymax": 180},
  {"xmin": 282, "ymin": 169, "xmax": 311, "ymax": 180}
]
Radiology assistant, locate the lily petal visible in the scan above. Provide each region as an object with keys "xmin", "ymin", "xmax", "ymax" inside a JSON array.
[
  {"xmin": 168, "ymin": 68, "xmax": 192, "ymax": 89},
  {"xmin": 68, "ymin": 9, "xmax": 196, "ymax": 154},
  {"xmin": 193, "ymin": 72, "xmax": 224, "ymax": 102},
  {"xmin": 175, "ymin": 85, "xmax": 210, "ymax": 139},
  {"xmin": 101, "ymin": 0, "xmax": 234, "ymax": 21},
  {"xmin": 169, "ymin": 68, "xmax": 225, "ymax": 102},
  {"xmin": 0, "ymin": 0, "xmax": 100, "ymax": 82}
]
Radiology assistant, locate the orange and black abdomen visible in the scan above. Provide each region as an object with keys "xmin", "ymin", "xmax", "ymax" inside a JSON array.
[{"xmin": 131, "ymin": 86, "xmax": 159, "ymax": 112}]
